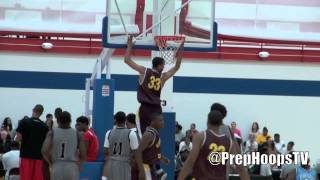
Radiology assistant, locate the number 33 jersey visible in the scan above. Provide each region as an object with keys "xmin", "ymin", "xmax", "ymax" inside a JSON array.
[
  {"xmin": 192, "ymin": 130, "xmax": 232, "ymax": 180},
  {"xmin": 138, "ymin": 68, "xmax": 162, "ymax": 105},
  {"xmin": 52, "ymin": 128, "xmax": 79, "ymax": 162}
]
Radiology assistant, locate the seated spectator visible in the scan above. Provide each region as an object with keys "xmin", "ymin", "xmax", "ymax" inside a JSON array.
[
  {"xmin": 283, "ymin": 141, "xmax": 294, "ymax": 155},
  {"xmin": 45, "ymin": 113, "xmax": 53, "ymax": 130},
  {"xmin": 274, "ymin": 133, "xmax": 286, "ymax": 154},
  {"xmin": 251, "ymin": 121, "xmax": 260, "ymax": 137},
  {"xmin": 2, "ymin": 117, "xmax": 14, "ymax": 139},
  {"xmin": 266, "ymin": 137, "xmax": 277, "ymax": 156},
  {"xmin": 231, "ymin": 121, "xmax": 242, "ymax": 139},
  {"xmin": 244, "ymin": 133, "xmax": 258, "ymax": 154},
  {"xmin": 260, "ymin": 148, "xmax": 272, "ymax": 176},
  {"xmin": 280, "ymin": 152, "xmax": 297, "ymax": 180},
  {"xmin": 175, "ymin": 123, "xmax": 184, "ymax": 153},
  {"xmin": 179, "ymin": 130, "xmax": 192, "ymax": 153},
  {"xmin": 76, "ymin": 116, "xmax": 99, "ymax": 161},
  {"xmin": 175, "ymin": 145, "xmax": 190, "ymax": 179},
  {"xmin": 287, "ymin": 159, "xmax": 317, "ymax": 180},
  {"xmin": 0, "ymin": 129, "xmax": 11, "ymax": 154},
  {"xmin": 256, "ymin": 127, "xmax": 271, "ymax": 145},
  {"xmin": 2, "ymin": 141, "xmax": 20, "ymax": 180}
]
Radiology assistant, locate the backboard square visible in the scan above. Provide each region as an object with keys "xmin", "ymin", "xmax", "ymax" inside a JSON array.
[{"xmin": 103, "ymin": 0, "xmax": 217, "ymax": 52}]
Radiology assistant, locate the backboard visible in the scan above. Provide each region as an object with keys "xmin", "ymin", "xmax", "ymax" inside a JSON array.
[{"xmin": 103, "ymin": 0, "xmax": 217, "ymax": 52}]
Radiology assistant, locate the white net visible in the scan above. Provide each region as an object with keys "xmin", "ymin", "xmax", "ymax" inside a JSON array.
[{"xmin": 154, "ymin": 36, "xmax": 185, "ymax": 64}]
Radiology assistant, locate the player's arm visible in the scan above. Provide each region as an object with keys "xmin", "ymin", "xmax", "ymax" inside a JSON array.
[
  {"xmin": 15, "ymin": 132, "xmax": 22, "ymax": 142},
  {"xmin": 15, "ymin": 120, "xmax": 24, "ymax": 142},
  {"xmin": 161, "ymin": 39, "xmax": 184, "ymax": 83},
  {"xmin": 124, "ymin": 36, "xmax": 146, "ymax": 74},
  {"xmin": 41, "ymin": 130, "xmax": 53, "ymax": 165},
  {"xmin": 285, "ymin": 168, "xmax": 296, "ymax": 180},
  {"xmin": 160, "ymin": 155, "xmax": 170, "ymax": 165},
  {"xmin": 82, "ymin": 131, "xmax": 90, "ymax": 155},
  {"xmin": 230, "ymin": 141, "xmax": 250, "ymax": 180},
  {"xmin": 129, "ymin": 130, "xmax": 139, "ymax": 164},
  {"xmin": 177, "ymin": 131, "xmax": 203, "ymax": 180},
  {"xmin": 102, "ymin": 131, "xmax": 111, "ymax": 177},
  {"xmin": 136, "ymin": 131, "xmax": 154, "ymax": 180},
  {"xmin": 78, "ymin": 132, "xmax": 87, "ymax": 165}
]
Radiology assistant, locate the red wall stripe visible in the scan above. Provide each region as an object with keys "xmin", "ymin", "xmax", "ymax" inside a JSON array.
[{"xmin": 216, "ymin": 0, "xmax": 320, "ymax": 7}]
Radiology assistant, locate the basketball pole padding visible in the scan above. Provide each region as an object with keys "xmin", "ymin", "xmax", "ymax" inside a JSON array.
[{"xmin": 80, "ymin": 78, "xmax": 115, "ymax": 180}]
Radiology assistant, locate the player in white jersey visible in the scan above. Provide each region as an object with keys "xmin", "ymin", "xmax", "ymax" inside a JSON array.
[{"xmin": 101, "ymin": 111, "xmax": 139, "ymax": 180}]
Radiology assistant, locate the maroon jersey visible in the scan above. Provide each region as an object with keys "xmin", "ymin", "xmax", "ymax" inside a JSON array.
[
  {"xmin": 142, "ymin": 127, "xmax": 161, "ymax": 165},
  {"xmin": 137, "ymin": 68, "xmax": 162, "ymax": 105},
  {"xmin": 192, "ymin": 130, "xmax": 231, "ymax": 180}
]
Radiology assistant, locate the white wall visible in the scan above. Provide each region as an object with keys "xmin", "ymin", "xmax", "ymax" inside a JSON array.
[{"xmin": 1, "ymin": 52, "xmax": 320, "ymax": 164}]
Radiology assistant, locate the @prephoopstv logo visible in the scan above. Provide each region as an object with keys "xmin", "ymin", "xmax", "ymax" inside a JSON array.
[{"xmin": 208, "ymin": 152, "xmax": 222, "ymax": 165}]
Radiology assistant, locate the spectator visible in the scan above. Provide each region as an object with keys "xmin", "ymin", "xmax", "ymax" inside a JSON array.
[
  {"xmin": 189, "ymin": 123, "xmax": 198, "ymax": 139},
  {"xmin": 125, "ymin": 113, "xmax": 140, "ymax": 180},
  {"xmin": 251, "ymin": 122, "xmax": 260, "ymax": 137},
  {"xmin": 0, "ymin": 129, "xmax": 11, "ymax": 154},
  {"xmin": 280, "ymin": 152, "xmax": 297, "ymax": 179},
  {"xmin": 76, "ymin": 116, "xmax": 99, "ymax": 161},
  {"xmin": 266, "ymin": 137, "xmax": 277, "ymax": 156},
  {"xmin": 126, "ymin": 113, "xmax": 139, "ymax": 136},
  {"xmin": 1, "ymin": 117, "xmax": 14, "ymax": 138},
  {"xmin": 287, "ymin": 159, "xmax": 317, "ymax": 180},
  {"xmin": 283, "ymin": 141, "xmax": 294, "ymax": 155},
  {"xmin": 231, "ymin": 121, "xmax": 242, "ymax": 139},
  {"xmin": 2, "ymin": 141, "xmax": 20, "ymax": 180},
  {"xmin": 260, "ymin": 148, "xmax": 272, "ymax": 176},
  {"xmin": 256, "ymin": 127, "xmax": 271, "ymax": 145},
  {"xmin": 175, "ymin": 123, "xmax": 184, "ymax": 143},
  {"xmin": 175, "ymin": 145, "xmax": 190, "ymax": 179},
  {"xmin": 175, "ymin": 123, "xmax": 184, "ymax": 153},
  {"xmin": 244, "ymin": 133, "xmax": 258, "ymax": 154},
  {"xmin": 43, "ymin": 114, "xmax": 53, "ymax": 180},
  {"xmin": 45, "ymin": 113, "xmax": 53, "ymax": 130},
  {"xmin": 179, "ymin": 130, "xmax": 192, "ymax": 153},
  {"xmin": 53, "ymin": 107, "xmax": 62, "ymax": 128},
  {"xmin": 274, "ymin": 133, "xmax": 286, "ymax": 154},
  {"xmin": 16, "ymin": 104, "xmax": 49, "ymax": 180}
]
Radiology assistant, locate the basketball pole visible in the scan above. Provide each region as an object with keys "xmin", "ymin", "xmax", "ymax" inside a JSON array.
[
  {"xmin": 81, "ymin": 48, "xmax": 115, "ymax": 180},
  {"xmin": 152, "ymin": 1, "xmax": 176, "ymax": 179}
]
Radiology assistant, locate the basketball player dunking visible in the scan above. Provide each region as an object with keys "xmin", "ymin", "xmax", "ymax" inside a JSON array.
[
  {"xmin": 178, "ymin": 110, "xmax": 250, "ymax": 180},
  {"xmin": 136, "ymin": 113, "xmax": 170, "ymax": 180},
  {"xmin": 125, "ymin": 36, "xmax": 184, "ymax": 136}
]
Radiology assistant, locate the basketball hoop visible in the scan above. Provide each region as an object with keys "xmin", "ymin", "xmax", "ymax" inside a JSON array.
[{"xmin": 154, "ymin": 35, "xmax": 185, "ymax": 65}]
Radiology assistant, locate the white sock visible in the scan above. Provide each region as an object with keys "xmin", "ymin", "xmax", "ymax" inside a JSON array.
[
  {"xmin": 102, "ymin": 176, "xmax": 107, "ymax": 180},
  {"xmin": 156, "ymin": 169, "xmax": 164, "ymax": 174}
]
